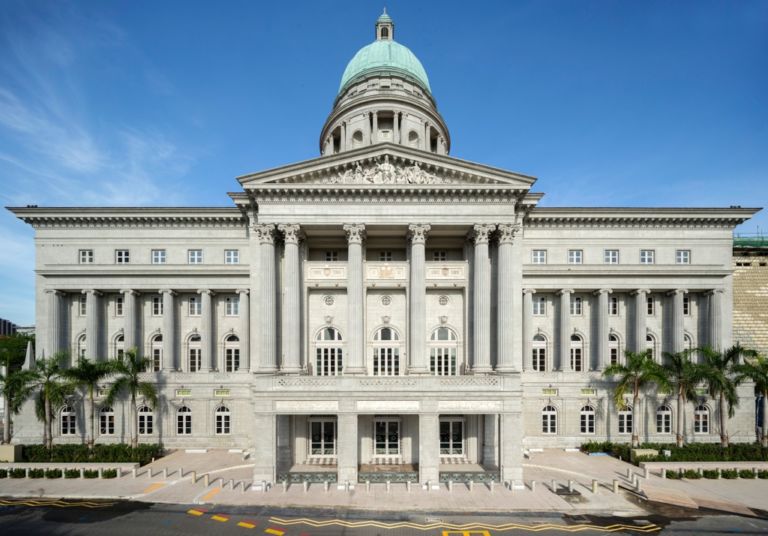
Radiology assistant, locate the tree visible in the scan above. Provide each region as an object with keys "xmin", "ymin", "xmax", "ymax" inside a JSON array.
[
  {"xmin": 62, "ymin": 357, "xmax": 114, "ymax": 449},
  {"xmin": 105, "ymin": 348, "xmax": 157, "ymax": 448},
  {"xmin": 603, "ymin": 349, "xmax": 670, "ymax": 447},
  {"xmin": 733, "ymin": 353, "xmax": 768, "ymax": 446},
  {"xmin": 32, "ymin": 352, "xmax": 75, "ymax": 450},
  {"xmin": 0, "ymin": 367, "xmax": 37, "ymax": 444},
  {"xmin": 699, "ymin": 344, "xmax": 757, "ymax": 448},
  {"xmin": 662, "ymin": 350, "xmax": 704, "ymax": 447}
]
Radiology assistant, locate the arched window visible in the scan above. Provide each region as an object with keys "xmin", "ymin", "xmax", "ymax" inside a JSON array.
[
  {"xmin": 618, "ymin": 405, "xmax": 633, "ymax": 434},
  {"xmin": 542, "ymin": 405, "xmax": 557, "ymax": 434},
  {"xmin": 429, "ymin": 327, "xmax": 458, "ymax": 376},
  {"xmin": 60, "ymin": 405, "xmax": 76, "ymax": 435},
  {"xmin": 138, "ymin": 405, "xmax": 153, "ymax": 435},
  {"xmin": 114, "ymin": 334, "xmax": 125, "ymax": 360},
  {"xmin": 177, "ymin": 406, "xmax": 192, "ymax": 435},
  {"xmin": 215, "ymin": 406, "xmax": 231, "ymax": 435},
  {"xmin": 99, "ymin": 406, "xmax": 114, "ymax": 435},
  {"xmin": 315, "ymin": 327, "xmax": 343, "ymax": 376},
  {"xmin": 77, "ymin": 334, "xmax": 87, "ymax": 360},
  {"xmin": 532, "ymin": 334, "xmax": 547, "ymax": 372},
  {"xmin": 188, "ymin": 334, "xmax": 201, "ymax": 372},
  {"xmin": 656, "ymin": 405, "xmax": 672, "ymax": 434},
  {"xmin": 608, "ymin": 334, "xmax": 620, "ymax": 365},
  {"xmin": 381, "ymin": 27, "xmax": 389, "ymax": 39},
  {"xmin": 224, "ymin": 334, "xmax": 240, "ymax": 372},
  {"xmin": 372, "ymin": 327, "xmax": 401, "ymax": 376},
  {"xmin": 150, "ymin": 335, "xmax": 163, "ymax": 372},
  {"xmin": 645, "ymin": 334, "xmax": 656, "ymax": 361},
  {"xmin": 570, "ymin": 334, "xmax": 584, "ymax": 372},
  {"xmin": 694, "ymin": 405, "xmax": 709, "ymax": 434},
  {"xmin": 580, "ymin": 405, "xmax": 595, "ymax": 434}
]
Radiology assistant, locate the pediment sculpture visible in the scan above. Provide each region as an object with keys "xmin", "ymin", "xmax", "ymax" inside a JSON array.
[{"xmin": 322, "ymin": 156, "xmax": 455, "ymax": 185}]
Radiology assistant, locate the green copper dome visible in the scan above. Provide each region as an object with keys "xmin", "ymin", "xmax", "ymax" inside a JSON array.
[{"xmin": 338, "ymin": 39, "xmax": 431, "ymax": 95}]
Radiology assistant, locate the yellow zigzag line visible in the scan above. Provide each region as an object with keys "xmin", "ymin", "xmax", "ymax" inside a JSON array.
[
  {"xmin": 0, "ymin": 498, "xmax": 117, "ymax": 509},
  {"xmin": 269, "ymin": 517, "xmax": 661, "ymax": 533}
]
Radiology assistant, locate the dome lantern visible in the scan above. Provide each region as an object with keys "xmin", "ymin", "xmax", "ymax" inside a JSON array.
[{"xmin": 376, "ymin": 8, "xmax": 394, "ymax": 41}]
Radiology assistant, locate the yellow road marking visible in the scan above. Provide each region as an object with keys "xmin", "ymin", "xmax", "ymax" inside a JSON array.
[
  {"xmin": 141, "ymin": 482, "xmax": 166, "ymax": 494},
  {"xmin": 211, "ymin": 514, "xmax": 229, "ymax": 522},
  {"xmin": 0, "ymin": 498, "xmax": 117, "ymax": 509},
  {"xmin": 238, "ymin": 521, "xmax": 257, "ymax": 529},
  {"xmin": 187, "ymin": 509, "xmax": 205, "ymax": 516},
  {"xmin": 201, "ymin": 487, "xmax": 221, "ymax": 502},
  {"xmin": 444, "ymin": 532, "xmax": 491, "ymax": 536},
  {"xmin": 264, "ymin": 528, "xmax": 285, "ymax": 536}
]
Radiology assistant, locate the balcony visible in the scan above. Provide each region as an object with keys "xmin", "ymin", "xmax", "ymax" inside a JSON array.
[
  {"xmin": 303, "ymin": 261, "xmax": 468, "ymax": 288},
  {"xmin": 425, "ymin": 262, "xmax": 467, "ymax": 284},
  {"xmin": 305, "ymin": 262, "xmax": 348, "ymax": 285}
]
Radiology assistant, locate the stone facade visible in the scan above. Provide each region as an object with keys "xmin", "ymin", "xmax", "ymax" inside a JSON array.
[{"xmin": 733, "ymin": 239, "xmax": 768, "ymax": 356}]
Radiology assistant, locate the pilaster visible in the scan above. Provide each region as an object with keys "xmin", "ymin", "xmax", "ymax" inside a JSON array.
[
  {"xmin": 522, "ymin": 289, "xmax": 535, "ymax": 371},
  {"xmin": 595, "ymin": 289, "xmax": 611, "ymax": 370},
  {"xmin": 633, "ymin": 289, "xmax": 650, "ymax": 353},
  {"xmin": 161, "ymin": 289, "xmax": 176, "ymax": 371},
  {"xmin": 496, "ymin": 223, "xmax": 522, "ymax": 373},
  {"xmin": 558, "ymin": 289, "xmax": 573, "ymax": 371},
  {"xmin": 84, "ymin": 290, "xmax": 101, "ymax": 362},
  {"xmin": 709, "ymin": 289, "xmax": 724, "ymax": 350},
  {"xmin": 418, "ymin": 413, "xmax": 439, "ymax": 486},
  {"xmin": 199, "ymin": 289, "xmax": 215, "ymax": 372},
  {"xmin": 121, "ymin": 290, "xmax": 138, "ymax": 354},
  {"xmin": 237, "ymin": 289, "xmax": 250, "ymax": 372}
]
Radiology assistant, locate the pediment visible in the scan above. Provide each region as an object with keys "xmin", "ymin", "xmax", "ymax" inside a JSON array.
[{"xmin": 237, "ymin": 143, "xmax": 536, "ymax": 190}]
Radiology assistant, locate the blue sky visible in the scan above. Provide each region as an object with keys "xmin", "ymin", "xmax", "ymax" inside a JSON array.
[{"xmin": 1, "ymin": 1, "xmax": 766, "ymax": 325}]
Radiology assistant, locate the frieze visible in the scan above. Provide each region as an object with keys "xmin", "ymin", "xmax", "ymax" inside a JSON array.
[{"xmin": 322, "ymin": 157, "xmax": 455, "ymax": 185}]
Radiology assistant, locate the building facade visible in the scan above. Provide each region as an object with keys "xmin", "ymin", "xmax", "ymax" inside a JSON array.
[{"xmin": 7, "ymin": 13, "xmax": 761, "ymax": 487}]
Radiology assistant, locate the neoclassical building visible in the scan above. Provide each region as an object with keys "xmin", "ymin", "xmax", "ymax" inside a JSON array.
[{"xmin": 8, "ymin": 12, "xmax": 760, "ymax": 487}]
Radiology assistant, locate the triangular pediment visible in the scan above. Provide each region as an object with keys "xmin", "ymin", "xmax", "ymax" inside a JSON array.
[{"xmin": 236, "ymin": 143, "xmax": 537, "ymax": 190}]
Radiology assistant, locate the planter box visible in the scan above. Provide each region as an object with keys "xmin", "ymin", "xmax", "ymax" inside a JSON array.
[
  {"xmin": 0, "ymin": 445, "xmax": 22, "ymax": 462},
  {"xmin": 631, "ymin": 448, "xmax": 658, "ymax": 461}
]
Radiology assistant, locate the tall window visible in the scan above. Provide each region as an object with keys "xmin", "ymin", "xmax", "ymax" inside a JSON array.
[
  {"xmin": 694, "ymin": 405, "xmax": 709, "ymax": 434},
  {"xmin": 309, "ymin": 418, "xmax": 336, "ymax": 456},
  {"xmin": 683, "ymin": 296, "xmax": 690, "ymax": 316},
  {"xmin": 608, "ymin": 334, "xmax": 620, "ymax": 365},
  {"xmin": 189, "ymin": 296, "xmax": 201, "ymax": 316},
  {"xmin": 440, "ymin": 417, "xmax": 464, "ymax": 455},
  {"xmin": 115, "ymin": 249, "xmax": 130, "ymax": 264},
  {"xmin": 646, "ymin": 334, "xmax": 656, "ymax": 360},
  {"xmin": 152, "ymin": 295, "xmax": 163, "ymax": 316},
  {"xmin": 77, "ymin": 334, "xmax": 87, "ymax": 359},
  {"xmin": 640, "ymin": 249, "xmax": 655, "ymax": 264},
  {"xmin": 188, "ymin": 249, "xmax": 203, "ymax": 264},
  {"xmin": 604, "ymin": 249, "xmax": 619, "ymax": 264},
  {"xmin": 99, "ymin": 406, "xmax": 114, "ymax": 435},
  {"xmin": 225, "ymin": 296, "xmax": 240, "ymax": 316},
  {"xmin": 568, "ymin": 249, "xmax": 583, "ymax": 264},
  {"xmin": 188, "ymin": 334, "xmax": 201, "ymax": 372},
  {"xmin": 151, "ymin": 249, "xmax": 166, "ymax": 264},
  {"xmin": 533, "ymin": 296, "xmax": 546, "ymax": 316},
  {"xmin": 151, "ymin": 334, "xmax": 163, "ymax": 372},
  {"xmin": 609, "ymin": 296, "xmax": 619, "ymax": 316},
  {"xmin": 60, "ymin": 405, "xmax": 76, "ymax": 435},
  {"xmin": 315, "ymin": 327, "xmax": 343, "ymax": 376},
  {"xmin": 177, "ymin": 406, "xmax": 192, "ymax": 435},
  {"xmin": 429, "ymin": 327, "xmax": 458, "ymax": 376},
  {"xmin": 646, "ymin": 295, "xmax": 655, "ymax": 315},
  {"xmin": 373, "ymin": 327, "xmax": 401, "ymax": 376},
  {"xmin": 618, "ymin": 406, "xmax": 633, "ymax": 434},
  {"xmin": 379, "ymin": 251, "xmax": 392, "ymax": 262},
  {"xmin": 656, "ymin": 405, "xmax": 672, "ymax": 434},
  {"xmin": 570, "ymin": 334, "xmax": 584, "ymax": 372},
  {"xmin": 138, "ymin": 405, "xmax": 153, "ymax": 435},
  {"xmin": 114, "ymin": 334, "xmax": 125, "ymax": 360},
  {"xmin": 532, "ymin": 334, "xmax": 547, "ymax": 372},
  {"xmin": 542, "ymin": 405, "xmax": 557, "ymax": 434},
  {"xmin": 115, "ymin": 296, "xmax": 124, "ymax": 316},
  {"xmin": 676, "ymin": 249, "xmax": 691, "ymax": 264},
  {"xmin": 79, "ymin": 249, "xmax": 94, "ymax": 264},
  {"xmin": 532, "ymin": 249, "xmax": 547, "ymax": 264},
  {"xmin": 570, "ymin": 296, "xmax": 583, "ymax": 316},
  {"xmin": 224, "ymin": 249, "xmax": 240, "ymax": 264},
  {"xmin": 224, "ymin": 335, "xmax": 240, "ymax": 372},
  {"xmin": 374, "ymin": 417, "xmax": 400, "ymax": 455},
  {"xmin": 78, "ymin": 295, "xmax": 87, "ymax": 316},
  {"xmin": 580, "ymin": 405, "xmax": 595, "ymax": 434},
  {"xmin": 215, "ymin": 406, "xmax": 231, "ymax": 435}
]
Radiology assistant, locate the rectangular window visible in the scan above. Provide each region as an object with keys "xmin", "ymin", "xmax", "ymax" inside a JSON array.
[
  {"xmin": 379, "ymin": 251, "xmax": 393, "ymax": 262},
  {"xmin": 78, "ymin": 295, "xmax": 87, "ymax": 316},
  {"xmin": 580, "ymin": 411, "xmax": 595, "ymax": 434},
  {"xmin": 640, "ymin": 249, "xmax": 655, "ymax": 264},
  {"xmin": 224, "ymin": 249, "xmax": 240, "ymax": 264},
  {"xmin": 609, "ymin": 296, "xmax": 619, "ymax": 316},
  {"xmin": 189, "ymin": 296, "xmax": 201, "ymax": 316},
  {"xmin": 225, "ymin": 348, "xmax": 240, "ymax": 372},
  {"xmin": 568, "ymin": 249, "xmax": 583, "ymax": 264},
  {"xmin": 215, "ymin": 412, "xmax": 231, "ymax": 435},
  {"xmin": 188, "ymin": 348, "xmax": 201, "ymax": 372},
  {"xmin": 139, "ymin": 413, "xmax": 153, "ymax": 435},
  {"xmin": 683, "ymin": 295, "xmax": 690, "ymax": 316},
  {"xmin": 604, "ymin": 249, "xmax": 619, "ymax": 264},
  {"xmin": 433, "ymin": 250, "xmax": 447, "ymax": 262},
  {"xmin": 533, "ymin": 296, "xmax": 546, "ymax": 316},
  {"xmin": 100, "ymin": 412, "xmax": 114, "ymax": 435},
  {"xmin": 152, "ymin": 296, "xmax": 163, "ymax": 316},
  {"xmin": 618, "ymin": 412, "xmax": 633, "ymax": 434},
  {"xmin": 325, "ymin": 251, "xmax": 339, "ymax": 262},
  {"xmin": 79, "ymin": 249, "xmax": 94, "ymax": 264},
  {"xmin": 656, "ymin": 411, "xmax": 671, "ymax": 434},
  {"xmin": 610, "ymin": 347, "xmax": 619, "ymax": 365},
  {"xmin": 188, "ymin": 249, "xmax": 203, "ymax": 264},
  {"xmin": 646, "ymin": 295, "xmax": 655, "ymax": 316},
  {"xmin": 532, "ymin": 348, "xmax": 546, "ymax": 372},
  {"xmin": 177, "ymin": 412, "xmax": 191, "ymax": 435},
  {"xmin": 676, "ymin": 249, "xmax": 691, "ymax": 264},
  {"xmin": 151, "ymin": 249, "xmax": 166, "ymax": 264},
  {"xmin": 542, "ymin": 411, "xmax": 557, "ymax": 435},
  {"xmin": 532, "ymin": 249, "xmax": 547, "ymax": 264},
  {"xmin": 115, "ymin": 249, "xmax": 130, "ymax": 264},
  {"xmin": 225, "ymin": 296, "xmax": 240, "ymax": 316},
  {"xmin": 570, "ymin": 296, "xmax": 583, "ymax": 316},
  {"xmin": 115, "ymin": 296, "xmax": 124, "ymax": 317}
]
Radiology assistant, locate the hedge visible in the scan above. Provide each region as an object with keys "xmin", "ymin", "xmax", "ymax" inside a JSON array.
[
  {"xmin": 0, "ymin": 469, "xmax": 7, "ymax": 478},
  {"xmin": 703, "ymin": 469, "xmax": 719, "ymax": 479},
  {"xmin": 683, "ymin": 469, "xmax": 700, "ymax": 479},
  {"xmin": 721, "ymin": 469, "xmax": 738, "ymax": 479},
  {"xmin": 580, "ymin": 441, "xmax": 632, "ymax": 461},
  {"xmin": 45, "ymin": 469, "xmax": 62, "ymax": 479},
  {"xmin": 102, "ymin": 469, "xmax": 117, "ymax": 479},
  {"xmin": 83, "ymin": 469, "xmax": 98, "ymax": 479},
  {"xmin": 21, "ymin": 444, "xmax": 162, "ymax": 465},
  {"xmin": 28, "ymin": 468, "xmax": 44, "ymax": 478},
  {"xmin": 739, "ymin": 469, "xmax": 755, "ymax": 479},
  {"xmin": 64, "ymin": 469, "xmax": 80, "ymax": 479},
  {"xmin": 581, "ymin": 441, "xmax": 768, "ymax": 464},
  {"xmin": 9, "ymin": 468, "xmax": 25, "ymax": 478},
  {"xmin": 665, "ymin": 470, "xmax": 682, "ymax": 479}
]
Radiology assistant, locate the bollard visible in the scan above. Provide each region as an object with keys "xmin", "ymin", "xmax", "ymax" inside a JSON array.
[
  {"xmin": 592, "ymin": 479, "xmax": 598, "ymax": 494},
  {"xmin": 551, "ymin": 479, "xmax": 557, "ymax": 493},
  {"xmin": 179, "ymin": 467, "xmax": 183, "ymax": 478},
  {"xmin": 283, "ymin": 479, "xmax": 288, "ymax": 492},
  {"xmin": 366, "ymin": 480, "xmax": 370, "ymax": 492},
  {"xmin": 132, "ymin": 468, "xmax": 137, "ymax": 479},
  {"xmin": 303, "ymin": 480, "xmax": 308, "ymax": 493},
  {"xmin": 407, "ymin": 480, "xmax": 411, "ymax": 493},
  {"xmin": 531, "ymin": 480, "xmax": 536, "ymax": 493},
  {"xmin": 627, "ymin": 467, "xmax": 632, "ymax": 479},
  {"xmin": 755, "ymin": 467, "xmax": 759, "ymax": 479},
  {"xmin": 162, "ymin": 468, "xmax": 167, "ymax": 479},
  {"xmin": 204, "ymin": 474, "xmax": 210, "ymax": 487},
  {"xmin": 661, "ymin": 468, "xmax": 666, "ymax": 479},
  {"xmin": 717, "ymin": 468, "xmax": 721, "ymax": 479},
  {"xmin": 345, "ymin": 480, "xmax": 350, "ymax": 492},
  {"xmin": 613, "ymin": 479, "xmax": 619, "ymax": 494},
  {"xmin": 115, "ymin": 467, "xmax": 120, "ymax": 479},
  {"xmin": 386, "ymin": 480, "xmax": 391, "ymax": 493},
  {"xmin": 448, "ymin": 480, "xmax": 453, "ymax": 493},
  {"xmin": 490, "ymin": 480, "xmax": 495, "ymax": 493},
  {"xmin": 636, "ymin": 479, "xmax": 642, "ymax": 492},
  {"xmin": 469, "ymin": 480, "xmax": 474, "ymax": 492},
  {"xmin": 324, "ymin": 480, "xmax": 329, "ymax": 492},
  {"xmin": 262, "ymin": 480, "xmax": 267, "ymax": 493},
  {"xmin": 568, "ymin": 480, "xmax": 574, "ymax": 493},
  {"xmin": 80, "ymin": 468, "xmax": 84, "ymax": 479},
  {"xmin": 98, "ymin": 468, "xmax": 103, "ymax": 479},
  {"xmin": 644, "ymin": 467, "xmax": 649, "ymax": 479}
]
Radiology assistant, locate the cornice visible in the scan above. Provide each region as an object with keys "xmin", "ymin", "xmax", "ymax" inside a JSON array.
[
  {"xmin": 7, "ymin": 207, "xmax": 246, "ymax": 229},
  {"xmin": 249, "ymin": 186, "xmax": 522, "ymax": 205},
  {"xmin": 526, "ymin": 207, "xmax": 760, "ymax": 228},
  {"xmin": 523, "ymin": 264, "xmax": 731, "ymax": 277}
]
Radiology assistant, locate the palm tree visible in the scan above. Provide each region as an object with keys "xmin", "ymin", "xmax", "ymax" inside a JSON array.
[
  {"xmin": 603, "ymin": 349, "xmax": 670, "ymax": 447},
  {"xmin": 32, "ymin": 352, "xmax": 75, "ymax": 450},
  {"xmin": 105, "ymin": 348, "xmax": 157, "ymax": 448},
  {"xmin": 733, "ymin": 353, "xmax": 768, "ymax": 446},
  {"xmin": 0, "ymin": 367, "xmax": 37, "ymax": 444},
  {"xmin": 62, "ymin": 357, "xmax": 114, "ymax": 449},
  {"xmin": 662, "ymin": 350, "xmax": 704, "ymax": 447},
  {"xmin": 699, "ymin": 344, "xmax": 757, "ymax": 448}
]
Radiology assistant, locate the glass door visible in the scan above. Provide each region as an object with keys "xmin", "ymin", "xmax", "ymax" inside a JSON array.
[
  {"xmin": 309, "ymin": 419, "xmax": 337, "ymax": 457},
  {"xmin": 440, "ymin": 418, "xmax": 464, "ymax": 456},
  {"xmin": 374, "ymin": 419, "xmax": 400, "ymax": 456}
]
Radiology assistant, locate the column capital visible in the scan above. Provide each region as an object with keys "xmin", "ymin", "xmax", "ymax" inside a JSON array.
[
  {"xmin": 667, "ymin": 288, "xmax": 687, "ymax": 296},
  {"xmin": 343, "ymin": 223, "xmax": 366, "ymax": 244},
  {"xmin": 594, "ymin": 288, "xmax": 612, "ymax": 296},
  {"xmin": 632, "ymin": 288, "xmax": 651, "ymax": 296},
  {"xmin": 523, "ymin": 288, "xmax": 537, "ymax": 295},
  {"xmin": 120, "ymin": 289, "xmax": 139, "ymax": 296},
  {"xmin": 45, "ymin": 289, "xmax": 62, "ymax": 295},
  {"xmin": 82, "ymin": 289, "xmax": 102, "ymax": 297},
  {"xmin": 496, "ymin": 223, "xmax": 522, "ymax": 244},
  {"xmin": 557, "ymin": 288, "xmax": 574, "ymax": 296},
  {"xmin": 407, "ymin": 223, "xmax": 431, "ymax": 244},
  {"xmin": 708, "ymin": 288, "xmax": 725, "ymax": 295},
  {"xmin": 469, "ymin": 224, "xmax": 496, "ymax": 245},
  {"xmin": 254, "ymin": 223, "xmax": 276, "ymax": 244},
  {"xmin": 236, "ymin": 288, "xmax": 250, "ymax": 296},
  {"xmin": 278, "ymin": 223, "xmax": 303, "ymax": 245},
  {"xmin": 160, "ymin": 289, "xmax": 176, "ymax": 296},
  {"xmin": 197, "ymin": 289, "xmax": 215, "ymax": 296}
]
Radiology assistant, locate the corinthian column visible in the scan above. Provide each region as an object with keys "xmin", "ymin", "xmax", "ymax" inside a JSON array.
[
  {"xmin": 669, "ymin": 289, "xmax": 685, "ymax": 353},
  {"xmin": 46, "ymin": 289, "xmax": 63, "ymax": 358},
  {"xmin": 237, "ymin": 289, "xmax": 250, "ymax": 372},
  {"xmin": 408, "ymin": 224, "xmax": 430, "ymax": 374},
  {"xmin": 255, "ymin": 224, "xmax": 277, "ymax": 372},
  {"xmin": 595, "ymin": 289, "xmax": 611, "ymax": 370},
  {"xmin": 709, "ymin": 289, "xmax": 723, "ymax": 350},
  {"xmin": 121, "ymin": 290, "xmax": 138, "ymax": 354},
  {"xmin": 199, "ymin": 289, "xmax": 215, "ymax": 371},
  {"xmin": 279, "ymin": 224, "xmax": 302, "ymax": 373},
  {"xmin": 496, "ymin": 223, "xmax": 522, "ymax": 373},
  {"xmin": 161, "ymin": 289, "xmax": 175, "ymax": 371},
  {"xmin": 523, "ymin": 289, "xmax": 535, "ymax": 371},
  {"xmin": 84, "ymin": 290, "xmax": 101, "ymax": 361},
  {"xmin": 471, "ymin": 224, "xmax": 495, "ymax": 373},
  {"xmin": 558, "ymin": 289, "xmax": 573, "ymax": 371},
  {"xmin": 633, "ymin": 289, "xmax": 649, "ymax": 352},
  {"xmin": 343, "ymin": 224, "xmax": 366, "ymax": 374}
]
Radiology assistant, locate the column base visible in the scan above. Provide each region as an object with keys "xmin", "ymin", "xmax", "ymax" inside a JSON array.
[
  {"xmin": 408, "ymin": 366, "xmax": 430, "ymax": 375},
  {"xmin": 343, "ymin": 366, "xmax": 366, "ymax": 375},
  {"xmin": 254, "ymin": 366, "xmax": 278, "ymax": 374},
  {"xmin": 494, "ymin": 365, "xmax": 517, "ymax": 374},
  {"xmin": 279, "ymin": 366, "xmax": 302, "ymax": 374},
  {"xmin": 472, "ymin": 366, "xmax": 493, "ymax": 374}
]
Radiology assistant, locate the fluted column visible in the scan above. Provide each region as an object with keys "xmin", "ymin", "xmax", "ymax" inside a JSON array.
[
  {"xmin": 471, "ymin": 224, "xmax": 495, "ymax": 372},
  {"xmin": 84, "ymin": 290, "xmax": 101, "ymax": 361},
  {"xmin": 670, "ymin": 289, "xmax": 685, "ymax": 353},
  {"xmin": 363, "ymin": 112, "xmax": 371, "ymax": 145},
  {"xmin": 558, "ymin": 289, "xmax": 573, "ymax": 371},
  {"xmin": 496, "ymin": 223, "xmax": 522, "ymax": 372},
  {"xmin": 709, "ymin": 289, "xmax": 723, "ymax": 350},
  {"xmin": 340, "ymin": 122, "xmax": 347, "ymax": 152},
  {"xmin": 46, "ymin": 289, "xmax": 62, "ymax": 358},
  {"xmin": 121, "ymin": 290, "xmax": 138, "ymax": 354},
  {"xmin": 408, "ymin": 224, "xmax": 430, "ymax": 374},
  {"xmin": 633, "ymin": 289, "xmax": 649, "ymax": 352},
  {"xmin": 372, "ymin": 112, "xmax": 378, "ymax": 144},
  {"xmin": 161, "ymin": 289, "xmax": 175, "ymax": 371},
  {"xmin": 595, "ymin": 289, "xmax": 611, "ymax": 370},
  {"xmin": 237, "ymin": 289, "xmax": 250, "ymax": 372},
  {"xmin": 344, "ymin": 224, "xmax": 366, "ymax": 374},
  {"xmin": 279, "ymin": 224, "xmax": 302, "ymax": 373},
  {"xmin": 199, "ymin": 289, "xmax": 214, "ymax": 371},
  {"xmin": 393, "ymin": 112, "xmax": 400, "ymax": 144},
  {"xmin": 523, "ymin": 289, "xmax": 535, "ymax": 371},
  {"xmin": 255, "ymin": 224, "xmax": 277, "ymax": 373}
]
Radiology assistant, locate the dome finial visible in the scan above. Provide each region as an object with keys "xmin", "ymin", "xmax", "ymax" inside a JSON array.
[{"xmin": 376, "ymin": 8, "xmax": 394, "ymax": 40}]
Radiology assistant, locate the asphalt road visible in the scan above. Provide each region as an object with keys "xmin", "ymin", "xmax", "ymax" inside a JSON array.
[{"xmin": 1, "ymin": 498, "xmax": 768, "ymax": 535}]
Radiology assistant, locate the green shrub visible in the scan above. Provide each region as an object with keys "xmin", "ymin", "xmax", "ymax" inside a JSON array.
[
  {"xmin": 758, "ymin": 470, "xmax": 768, "ymax": 479},
  {"xmin": 683, "ymin": 469, "xmax": 701, "ymax": 479},
  {"xmin": 64, "ymin": 469, "xmax": 80, "ymax": 479},
  {"xmin": 721, "ymin": 469, "xmax": 738, "ymax": 479},
  {"xmin": 28, "ymin": 468, "xmax": 44, "ymax": 478},
  {"xmin": 101, "ymin": 469, "xmax": 117, "ymax": 479},
  {"xmin": 45, "ymin": 469, "xmax": 62, "ymax": 479},
  {"xmin": 9, "ymin": 468, "xmax": 26, "ymax": 478},
  {"xmin": 739, "ymin": 469, "xmax": 755, "ymax": 479},
  {"xmin": 21, "ymin": 444, "xmax": 163, "ymax": 465},
  {"xmin": 581, "ymin": 442, "xmax": 768, "ymax": 465},
  {"xmin": 83, "ymin": 469, "xmax": 98, "ymax": 479},
  {"xmin": 702, "ymin": 469, "xmax": 719, "ymax": 479},
  {"xmin": 665, "ymin": 470, "xmax": 682, "ymax": 479},
  {"xmin": 0, "ymin": 469, "xmax": 7, "ymax": 478}
]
